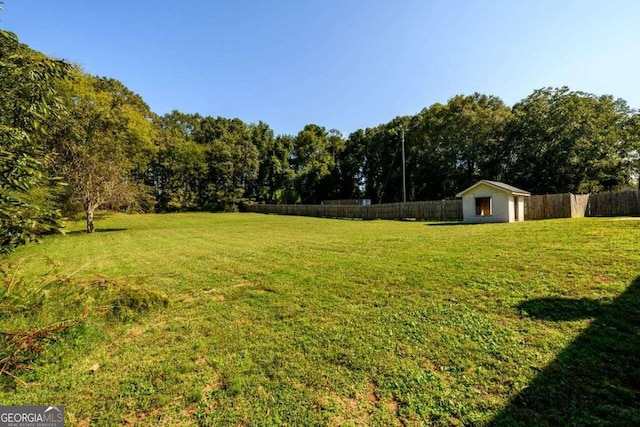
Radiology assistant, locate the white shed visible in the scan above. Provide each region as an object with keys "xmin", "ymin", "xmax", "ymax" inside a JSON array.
[{"xmin": 456, "ymin": 180, "xmax": 531, "ymax": 224}]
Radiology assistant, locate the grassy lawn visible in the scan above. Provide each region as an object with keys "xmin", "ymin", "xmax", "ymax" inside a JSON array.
[{"xmin": 1, "ymin": 213, "xmax": 639, "ymax": 426}]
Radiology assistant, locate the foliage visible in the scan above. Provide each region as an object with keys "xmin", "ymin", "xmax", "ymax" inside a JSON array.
[
  {"xmin": 149, "ymin": 113, "xmax": 265, "ymax": 211},
  {"xmin": 0, "ymin": 30, "xmax": 69, "ymax": 253},
  {"xmin": 290, "ymin": 124, "xmax": 344, "ymax": 203},
  {"xmin": 506, "ymin": 87, "xmax": 639, "ymax": 194},
  {"xmin": 148, "ymin": 111, "xmax": 204, "ymax": 211},
  {"xmin": 359, "ymin": 116, "xmax": 411, "ymax": 203},
  {"xmin": 249, "ymin": 123, "xmax": 295, "ymax": 204},
  {"xmin": 412, "ymin": 94, "xmax": 512, "ymax": 199},
  {"xmin": 196, "ymin": 117, "xmax": 260, "ymax": 211},
  {"xmin": 44, "ymin": 68, "xmax": 157, "ymax": 232},
  {"xmin": 349, "ymin": 89, "xmax": 638, "ymax": 203}
]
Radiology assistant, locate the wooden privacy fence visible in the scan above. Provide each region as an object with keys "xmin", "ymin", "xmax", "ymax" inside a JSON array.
[
  {"xmin": 247, "ymin": 200, "xmax": 463, "ymax": 221},
  {"xmin": 587, "ymin": 190, "xmax": 640, "ymax": 217},
  {"xmin": 248, "ymin": 189, "xmax": 639, "ymax": 222},
  {"xmin": 525, "ymin": 190, "xmax": 640, "ymax": 219},
  {"xmin": 524, "ymin": 193, "xmax": 591, "ymax": 220}
]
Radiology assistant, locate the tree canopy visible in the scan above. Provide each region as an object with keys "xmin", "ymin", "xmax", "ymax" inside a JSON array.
[
  {"xmin": 44, "ymin": 69, "xmax": 157, "ymax": 232},
  {"xmin": 1, "ymin": 27, "xmax": 640, "ymax": 248}
]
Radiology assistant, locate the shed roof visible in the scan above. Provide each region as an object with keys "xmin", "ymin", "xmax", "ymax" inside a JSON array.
[{"xmin": 456, "ymin": 180, "xmax": 531, "ymax": 197}]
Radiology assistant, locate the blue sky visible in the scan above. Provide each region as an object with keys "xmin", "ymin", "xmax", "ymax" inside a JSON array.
[{"xmin": 4, "ymin": 0, "xmax": 640, "ymax": 136}]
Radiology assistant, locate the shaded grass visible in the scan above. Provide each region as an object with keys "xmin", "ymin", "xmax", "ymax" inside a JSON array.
[
  {"xmin": 1, "ymin": 213, "xmax": 639, "ymax": 425},
  {"xmin": 491, "ymin": 279, "xmax": 640, "ymax": 426}
]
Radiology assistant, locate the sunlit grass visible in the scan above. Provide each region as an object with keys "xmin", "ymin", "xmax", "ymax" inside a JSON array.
[{"xmin": 1, "ymin": 213, "xmax": 639, "ymax": 425}]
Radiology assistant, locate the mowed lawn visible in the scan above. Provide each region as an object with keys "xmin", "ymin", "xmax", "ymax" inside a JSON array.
[{"xmin": 2, "ymin": 213, "xmax": 640, "ymax": 426}]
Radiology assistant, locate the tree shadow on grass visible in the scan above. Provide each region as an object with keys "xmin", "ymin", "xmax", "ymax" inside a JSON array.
[
  {"xmin": 518, "ymin": 297, "xmax": 606, "ymax": 321},
  {"xmin": 489, "ymin": 277, "xmax": 640, "ymax": 426}
]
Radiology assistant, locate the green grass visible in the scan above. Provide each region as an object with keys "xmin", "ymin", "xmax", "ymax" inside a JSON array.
[{"xmin": 1, "ymin": 213, "xmax": 640, "ymax": 426}]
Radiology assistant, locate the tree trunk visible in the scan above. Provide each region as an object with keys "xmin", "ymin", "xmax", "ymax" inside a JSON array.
[{"xmin": 86, "ymin": 209, "xmax": 95, "ymax": 233}]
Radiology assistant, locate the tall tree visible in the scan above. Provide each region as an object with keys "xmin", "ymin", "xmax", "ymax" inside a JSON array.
[
  {"xmin": 404, "ymin": 108, "xmax": 450, "ymax": 200},
  {"xmin": 312, "ymin": 129, "xmax": 346, "ymax": 202},
  {"xmin": 193, "ymin": 116, "xmax": 260, "ymax": 210},
  {"xmin": 46, "ymin": 69, "xmax": 156, "ymax": 232},
  {"xmin": 410, "ymin": 94, "xmax": 511, "ymax": 197},
  {"xmin": 147, "ymin": 111, "xmax": 206, "ymax": 211},
  {"xmin": 250, "ymin": 123, "xmax": 295, "ymax": 204},
  {"xmin": 507, "ymin": 87, "xmax": 638, "ymax": 194},
  {"xmin": 336, "ymin": 130, "xmax": 367, "ymax": 200},
  {"xmin": 291, "ymin": 124, "xmax": 337, "ymax": 203},
  {"xmin": 358, "ymin": 117, "xmax": 410, "ymax": 203}
]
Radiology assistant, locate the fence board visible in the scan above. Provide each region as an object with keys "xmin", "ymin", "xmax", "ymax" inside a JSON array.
[
  {"xmin": 571, "ymin": 194, "xmax": 590, "ymax": 218},
  {"xmin": 587, "ymin": 190, "xmax": 640, "ymax": 217},
  {"xmin": 525, "ymin": 193, "xmax": 572, "ymax": 220}
]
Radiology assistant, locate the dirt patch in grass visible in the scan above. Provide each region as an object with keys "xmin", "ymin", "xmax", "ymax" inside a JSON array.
[
  {"xmin": 202, "ymin": 372, "xmax": 222, "ymax": 395},
  {"xmin": 364, "ymin": 381, "xmax": 378, "ymax": 404},
  {"xmin": 124, "ymin": 408, "xmax": 160, "ymax": 425},
  {"xmin": 182, "ymin": 405, "xmax": 197, "ymax": 418},
  {"xmin": 386, "ymin": 398, "xmax": 399, "ymax": 414},
  {"xmin": 126, "ymin": 325, "xmax": 145, "ymax": 339},
  {"xmin": 325, "ymin": 382, "xmax": 390, "ymax": 426},
  {"xmin": 203, "ymin": 288, "xmax": 226, "ymax": 301},
  {"xmin": 594, "ymin": 274, "xmax": 614, "ymax": 284}
]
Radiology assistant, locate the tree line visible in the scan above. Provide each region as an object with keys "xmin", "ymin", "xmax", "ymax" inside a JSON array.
[{"xmin": 2, "ymin": 29, "xmax": 639, "ymax": 252}]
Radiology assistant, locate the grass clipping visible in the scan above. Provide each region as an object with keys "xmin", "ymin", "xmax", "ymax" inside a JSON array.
[
  {"xmin": 78, "ymin": 275, "xmax": 170, "ymax": 321},
  {"xmin": 1, "ymin": 262, "xmax": 169, "ymax": 384}
]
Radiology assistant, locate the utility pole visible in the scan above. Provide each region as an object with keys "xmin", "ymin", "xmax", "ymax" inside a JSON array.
[{"xmin": 401, "ymin": 125, "xmax": 406, "ymax": 203}]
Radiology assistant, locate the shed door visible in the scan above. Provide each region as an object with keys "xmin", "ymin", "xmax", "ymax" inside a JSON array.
[{"xmin": 514, "ymin": 196, "xmax": 519, "ymax": 220}]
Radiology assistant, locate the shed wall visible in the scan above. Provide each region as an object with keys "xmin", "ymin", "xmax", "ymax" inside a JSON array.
[
  {"xmin": 493, "ymin": 192, "xmax": 511, "ymax": 222},
  {"xmin": 461, "ymin": 183, "xmax": 513, "ymax": 223}
]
